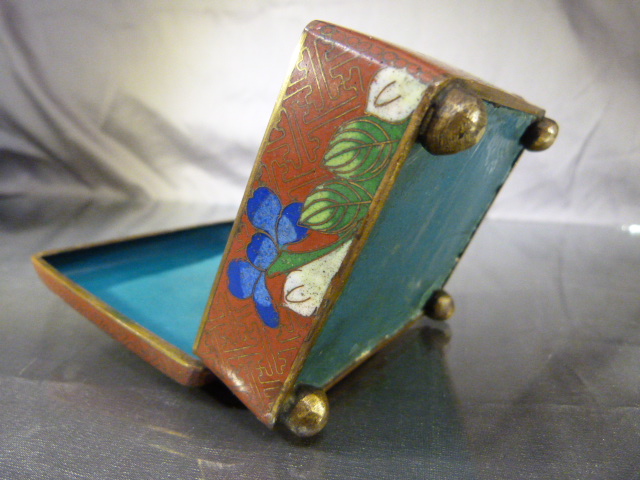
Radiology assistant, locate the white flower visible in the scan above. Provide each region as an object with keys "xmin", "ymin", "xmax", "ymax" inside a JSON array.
[
  {"xmin": 365, "ymin": 67, "xmax": 428, "ymax": 123},
  {"xmin": 283, "ymin": 240, "xmax": 352, "ymax": 317}
]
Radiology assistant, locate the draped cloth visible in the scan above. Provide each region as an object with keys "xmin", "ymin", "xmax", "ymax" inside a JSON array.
[{"xmin": 1, "ymin": 1, "xmax": 638, "ymax": 226}]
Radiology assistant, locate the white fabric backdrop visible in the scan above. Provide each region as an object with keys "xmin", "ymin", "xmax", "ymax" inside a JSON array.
[{"xmin": 1, "ymin": 0, "xmax": 638, "ymax": 226}]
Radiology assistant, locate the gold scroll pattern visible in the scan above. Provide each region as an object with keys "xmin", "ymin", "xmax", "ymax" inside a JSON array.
[{"xmin": 198, "ymin": 21, "xmax": 446, "ymax": 425}]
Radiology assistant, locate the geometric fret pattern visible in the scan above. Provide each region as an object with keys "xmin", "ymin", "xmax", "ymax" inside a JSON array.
[{"xmin": 196, "ymin": 21, "xmax": 446, "ymax": 426}]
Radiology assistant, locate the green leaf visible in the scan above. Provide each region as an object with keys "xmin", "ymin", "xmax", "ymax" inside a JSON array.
[
  {"xmin": 323, "ymin": 116, "xmax": 408, "ymax": 186},
  {"xmin": 299, "ymin": 180, "xmax": 372, "ymax": 235},
  {"xmin": 269, "ymin": 116, "xmax": 410, "ymax": 275}
]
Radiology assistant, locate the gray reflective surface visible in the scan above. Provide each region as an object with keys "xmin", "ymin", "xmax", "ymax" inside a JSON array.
[{"xmin": 2, "ymin": 197, "xmax": 639, "ymax": 479}]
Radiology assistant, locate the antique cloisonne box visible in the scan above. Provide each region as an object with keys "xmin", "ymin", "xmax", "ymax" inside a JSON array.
[{"xmin": 33, "ymin": 21, "xmax": 557, "ymax": 436}]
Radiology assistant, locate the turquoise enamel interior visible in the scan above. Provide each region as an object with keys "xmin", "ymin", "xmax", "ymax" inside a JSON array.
[
  {"xmin": 45, "ymin": 223, "xmax": 232, "ymax": 356},
  {"xmin": 297, "ymin": 102, "xmax": 536, "ymax": 388}
]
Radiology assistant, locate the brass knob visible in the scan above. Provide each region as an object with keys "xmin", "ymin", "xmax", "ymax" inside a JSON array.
[{"xmin": 419, "ymin": 83, "xmax": 488, "ymax": 155}]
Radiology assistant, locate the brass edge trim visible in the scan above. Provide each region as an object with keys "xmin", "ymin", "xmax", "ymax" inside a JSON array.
[
  {"xmin": 268, "ymin": 71, "xmax": 456, "ymax": 421},
  {"xmin": 308, "ymin": 20, "xmax": 449, "ymax": 80},
  {"xmin": 464, "ymin": 79, "xmax": 545, "ymax": 118},
  {"xmin": 401, "ymin": 47, "xmax": 544, "ymax": 117},
  {"xmin": 33, "ymin": 220, "xmax": 234, "ymax": 259},
  {"xmin": 323, "ymin": 314, "xmax": 422, "ymax": 391},
  {"xmin": 192, "ymin": 29, "xmax": 311, "ymax": 427},
  {"xmin": 310, "ymin": 20, "xmax": 544, "ymax": 117},
  {"xmin": 31, "ymin": 252, "xmax": 206, "ymax": 375},
  {"xmin": 194, "ymin": 29, "xmax": 309, "ymax": 349}
]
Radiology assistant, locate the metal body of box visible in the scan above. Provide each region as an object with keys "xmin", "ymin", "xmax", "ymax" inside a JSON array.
[{"xmin": 33, "ymin": 21, "xmax": 557, "ymax": 436}]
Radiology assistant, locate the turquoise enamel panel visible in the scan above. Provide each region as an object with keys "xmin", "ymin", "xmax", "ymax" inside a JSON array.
[
  {"xmin": 297, "ymin": 102, "xmax": 536, "ymax": 388},
  {"xmin": 46, "ymin": 223, "xmax": 232, "ymax": 355}
]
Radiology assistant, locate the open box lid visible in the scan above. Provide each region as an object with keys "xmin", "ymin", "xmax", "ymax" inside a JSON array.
[{"xmin": 192, "ymin": 20, "xmax": 550, "ymax": 427}]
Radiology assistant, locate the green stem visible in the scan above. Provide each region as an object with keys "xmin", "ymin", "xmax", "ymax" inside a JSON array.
[{"xmin": 268, "ymin": 235, "xmax": 351, "ymax": 276}]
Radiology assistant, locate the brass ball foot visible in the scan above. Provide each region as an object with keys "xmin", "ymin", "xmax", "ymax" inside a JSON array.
[
  {"xmin": 521, "ymin": 117, "xmax": 559, "ymax": 151},
  {"xmin": 423, "ymin": 289, "xmax": 455, "ymax": 321},
  {"xmin": 280, "ymin": 386, "xmax": 329, "ymax": 438}
]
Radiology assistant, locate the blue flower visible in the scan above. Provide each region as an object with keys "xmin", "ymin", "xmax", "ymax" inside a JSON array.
[{"xmin": 227, "ymin": 187, "xmax": 308, "ymax": 328}]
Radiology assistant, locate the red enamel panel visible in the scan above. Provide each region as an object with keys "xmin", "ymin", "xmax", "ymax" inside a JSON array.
[{"xmin": 195, "ymin": 21, "xmax": 447, "ymax": 425}]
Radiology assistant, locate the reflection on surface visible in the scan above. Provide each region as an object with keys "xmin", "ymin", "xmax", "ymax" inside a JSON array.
[
  {"xmin": 320, "ymin": 321, "xmax": 477, "ymax": 479},
  {"xmin": 444, "ymin": 221, "xmax": 640, "ymax": 479},
  {"xmin": 1, "ymin": 196, "xmax": 639, "ymax": 479},
  {"xmin": 195, "ymin": 321, "xmax": 475, "ymax": 479}
]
